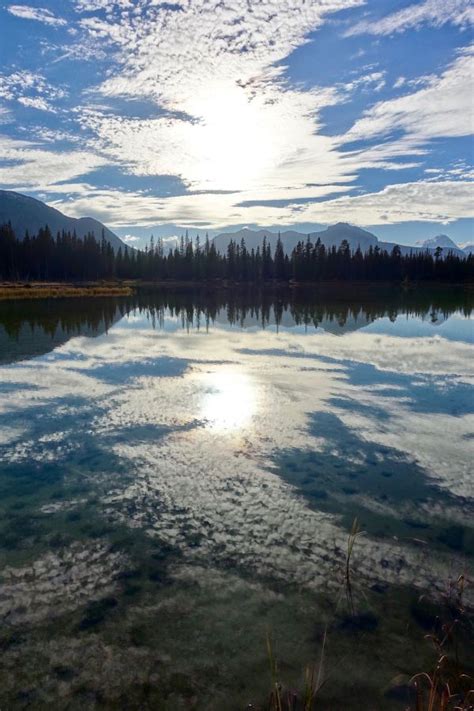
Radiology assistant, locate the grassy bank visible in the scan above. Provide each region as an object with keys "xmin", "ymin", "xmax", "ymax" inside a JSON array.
[
  {"xmin": 1, "ymin": 279, "xmax": 472, "ymax": 301},
  {"xmin": 0, "ymin": 282, "xmax": 135, "ymax": 300}
]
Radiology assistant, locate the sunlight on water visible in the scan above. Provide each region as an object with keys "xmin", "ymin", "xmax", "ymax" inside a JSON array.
[{"xmin": 200, "ymin": 369, "xmax": 258, "ymax": 432}]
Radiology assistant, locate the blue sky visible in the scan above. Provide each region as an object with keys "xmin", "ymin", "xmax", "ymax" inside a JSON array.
[{"xmin": 0, "ymin": 0, "xmax": 472, "ymax": 247}]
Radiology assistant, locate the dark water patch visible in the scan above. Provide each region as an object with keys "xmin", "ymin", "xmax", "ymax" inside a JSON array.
[
  {"xmin": 410, "ymin": 597, "xmax": 442, "ymax": 632},
  {"xmin": 343, "ymin": 362, "xmax": 474, "ymax": 417},
  {"xmin": 437, "ymin": 524, "xmax": 465, "ymax": 551},
  {"xmin": 335, "ymin": 610, "xmax": 379, "ymax": 634},
  {"xmin": 0, "ymin": 381, "xmax": 41, "ymax": 394},
  {"xmin": 273, "ymin": 411, "xmax": 474, "ymax": 554},
  {"xmin": 78, "ymin": 596, "xmax": 119, "ymax": 631},
  {"xmin": 0, "ymin": 395, "xmax": 104, "ymax": 446},
  {"xmin": 52, "ymin": 665, "xmax": 76, "ymax": 681},
  {"xmin": 328, "ymin": 395, "xmax": 391, "ymax": 421},
  {"xmin": 75, "ymin": 356, "xmax": 190, "ymax": 385}
]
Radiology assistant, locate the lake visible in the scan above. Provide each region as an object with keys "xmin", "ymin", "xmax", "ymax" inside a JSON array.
[{"xmin": 0, "ymin": 286, "xmax": 473, "ymax": 710}]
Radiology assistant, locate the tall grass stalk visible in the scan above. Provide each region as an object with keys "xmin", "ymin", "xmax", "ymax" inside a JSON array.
[
  {"xmin": 345, "ymin": 517, "xmax": 361, "ymax": 616},
  {"xmin": 266, "ymin": 630, "xmax": 282, "ymax": 711}
]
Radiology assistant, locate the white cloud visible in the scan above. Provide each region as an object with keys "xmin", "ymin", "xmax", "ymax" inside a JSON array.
[
  {"xmin": 0, "ymin": 135, "xmax": 107, "ymax": 190},
  {"xmin": 73, "ymin": 1, "xmax": 365, "ymax": 195},
  {"xmin": 0, "ymin": 70, "xmax": 66, "ymax": 111},
  {"xmin": 1, "ymin": 0, "xmax": 472, "ymax": 231},
  {"xmin": 122, "ymin": 234, "xmax": 140, "ymax": 243},
  {"xmin": 44, "ymin": 177, "xmax": 472, "ymax": 230},
  {"xmin": 77, "ymin": 86, "xmax": 352, "ymax": 194},
  {"xmin": 342, "ymin": 46, "xmax": 474, "ymax": 145},
  {"xmin": 7, "ymin": 4, "xmax": 67, "ymax": 27},
  {"xmin": 1, "ymin": 319, "xmax": 472, "ymax": 597},
  {"xmin": 347, "ymin": 0, "xmax": 473, "ymax": 36},
  {"xmin": 17, "ymin": 96, "xmax": 53, "ymax": 111},
  {"xmin": 342, "ymin": 71, "xmax": 386, "ymax": 93},
  {"xmin": 0, "ymin": 106, "xmax": 11, "ymax": 123},
  {"xmin": 422, "ymin": 162, "xmax": 474, "ymax": 181},
  {"xmin": 297, "ymin": 180, "xmax": 474, "ymax": 226},
  {"xmin": 78, "ymin": 0, "xmax": 363, "ymax": 109}
]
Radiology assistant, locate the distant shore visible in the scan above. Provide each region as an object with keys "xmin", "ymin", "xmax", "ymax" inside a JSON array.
[{"xmin": 1, "ymin": 279, "xmax": 472, "ymax": 301}]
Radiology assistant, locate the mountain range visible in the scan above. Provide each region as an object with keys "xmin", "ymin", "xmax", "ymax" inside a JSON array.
[
  {"xmin": 212, "ymin": 225, "xmax": 472, "ymax": 257},
  {"xmin": 0, "ymin": 189, "xmax": 471, "ymax": 257}
]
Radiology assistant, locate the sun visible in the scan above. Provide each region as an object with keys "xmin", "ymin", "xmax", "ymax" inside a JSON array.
[{"xmin": 187, "ymin": 83, "xmax": 275, "ymax": 191}]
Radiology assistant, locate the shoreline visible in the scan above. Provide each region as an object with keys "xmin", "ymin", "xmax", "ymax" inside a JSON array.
[
  {"xmin": 0, "ymin": 282, "xmax": 134, "ymax": 300},
  {"xmin": 0, "ymin": 279, "xmax": 472, "ymax": 300}
]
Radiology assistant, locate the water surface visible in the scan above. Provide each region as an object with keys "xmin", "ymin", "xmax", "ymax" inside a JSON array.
[{"xmin": 0, "ymin": 287, "xmax": 473, "ymax": 710}]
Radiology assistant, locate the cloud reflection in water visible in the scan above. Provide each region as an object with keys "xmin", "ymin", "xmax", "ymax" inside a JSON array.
[{"xmin": 0, "ymin": 293, "xmax": 472, "ymax": 605}]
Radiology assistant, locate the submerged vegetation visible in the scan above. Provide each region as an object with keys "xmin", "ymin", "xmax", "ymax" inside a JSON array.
[
  {"xmin": 258, "ymin": 527, "xmax": 473, "ymax": 711},
  {"xmin": 1, "ymin": 222, "xmax": 473, "ymax": 283}
]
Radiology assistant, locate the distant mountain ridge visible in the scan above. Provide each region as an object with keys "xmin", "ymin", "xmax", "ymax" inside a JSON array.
[
  {"xmin": 213, "ymin": 223, "xmax": 470, "ymax": 257},
  {"xmin": 415, "ymin": 234, "xmax": 466, "ymax": 257},
  {"xmin": 0, "ymin": 190, "xmax": 126, "ymax": 251},
  {"xmin": 0, "ymin": 190, "xmax": 470, "ymax": 258}
]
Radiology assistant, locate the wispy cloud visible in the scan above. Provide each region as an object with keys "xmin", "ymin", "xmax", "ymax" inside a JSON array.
[
  {"xmin": 342, "ymin": 46, "xmax": 474, "ymax": 144},
  {"xmin": 347, "ymin": 0, "xmax": 473, "ymax": 36},
  {"xmin": 73, "ymin": 0, "xmax": 363, "ymax": 199},
  {"xmin": 0, "ymin": 106, "xmax": 11, "ymax": 123},
  {"xmin": 17, "ymin": 96, "xmax": 53, "ymax": 111},
  {"xmin": 297, "ymin": 180, "xmax": 474, "ymax": 226},
  {"xmin": 1, "ymin": 0, "xmax": 472, "ymax": 234},
  {"xmin": 0, "ymin": 136, "xmax": 106, "ymax": 189},
  {"xmin": 0, "ymin": 70, "xmax": 67, "ymax": 111},
  {"xmin": 342, "ymin": 71, "xmax": 386, "ymax": 93},
  {"xmin": 44, "ymin": 176, "xmax": 472, "ymax": 230},
  {"xmin": 7, "ymin": 4, "xmax": 67, "ymax": 27}
]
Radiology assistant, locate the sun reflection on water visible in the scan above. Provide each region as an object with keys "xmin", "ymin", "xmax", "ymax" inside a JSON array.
[{"xmin": 200, "ymin": 370, "xmax": 257, "ymax": 432}]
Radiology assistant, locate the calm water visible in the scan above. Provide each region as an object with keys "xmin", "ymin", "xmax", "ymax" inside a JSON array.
[{"xmin": 0, "ymin": 287, "xmax": 473, "ymax": 710}]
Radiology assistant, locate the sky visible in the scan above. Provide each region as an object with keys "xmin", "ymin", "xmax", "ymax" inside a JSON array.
[{"xmin": 0, "ymin": 0, "xmax": 473, "ymax": 248}]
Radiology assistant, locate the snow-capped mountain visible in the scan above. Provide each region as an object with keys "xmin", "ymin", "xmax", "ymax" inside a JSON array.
[{"xmin": 415, "ymin": 234, "xmax": 465, "ymax": 256}]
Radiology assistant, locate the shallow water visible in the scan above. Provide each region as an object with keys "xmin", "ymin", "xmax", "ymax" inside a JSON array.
[{"xmin": 0, "ymin": 287, "xmax": 473, "ymax": 710}]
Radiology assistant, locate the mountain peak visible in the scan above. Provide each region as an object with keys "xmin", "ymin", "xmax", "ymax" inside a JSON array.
[
  {"xmin": 0, "ymin": 190, "xmax": 126, "ymax": 251},
  {"xmin": 415, "ymin": 234, "xmax": 463, "ymax": 254}
]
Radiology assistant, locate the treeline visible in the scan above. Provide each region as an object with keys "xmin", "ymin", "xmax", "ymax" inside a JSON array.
[{"xmin": 1, "ymin": 223, "xmax": 473, "ymax": 282}]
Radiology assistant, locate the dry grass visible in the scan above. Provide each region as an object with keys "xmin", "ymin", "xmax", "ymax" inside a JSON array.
[
  {"xmin": 264, "ymin": 629, "xmax": 327, "ymax": 711},
  {"xmin": 410, "ymin": 575, "xmax": 473, "ymax": 711},
  {"xmin": 0, "ymin": 282, "xmax": 134, "ymax": 300},
  {"xmin": 257, "ymin": 528, "xmax": 473, "ymax": 711}
]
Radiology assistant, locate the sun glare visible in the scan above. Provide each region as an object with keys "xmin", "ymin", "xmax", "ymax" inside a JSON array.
[
  {"xmin": 189, "ymin": 84, "xmax": 274, "ymax": 190},
  {"xmin": 200, "ymin": 369, "xmax": 257, "ymax": 432}
]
